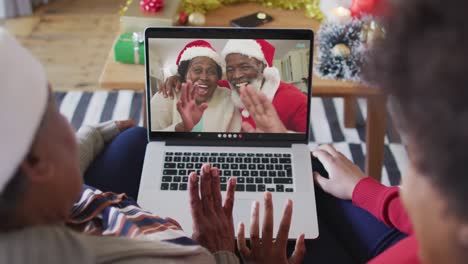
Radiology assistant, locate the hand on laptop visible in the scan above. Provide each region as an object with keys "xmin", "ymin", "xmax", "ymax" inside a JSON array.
[
  {"xmin": 237, "ymin": 192, "xmax": 306, "ymax": 264},
  {"xmin": 240, "ymin": 85, "xmax": 288, "ymax": 133},
  {"xmin": 159, "ymin": 74, "xmax": 182, "ymax": 99},
  {"xmin": 176, "ymin": 81, "xmax": 208, "ymax": 132},
  {"xmin": 312, "ymin": 144, "xmax": 366, "ymax": 200},
  {"xmin": 189, "ymin": 164, "xmax": 237, "ymax": 253}
]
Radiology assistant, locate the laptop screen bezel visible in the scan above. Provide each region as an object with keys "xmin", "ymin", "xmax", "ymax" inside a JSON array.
[{"xmin": 144, "ymin": 27, "xmax": 313, "ymax": 146}]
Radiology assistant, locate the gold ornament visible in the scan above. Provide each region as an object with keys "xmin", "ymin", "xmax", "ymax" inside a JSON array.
[
  {"xmin": 331, "ymin": 43, "xmax": 351, "ymax": 57},
  {"xmin": 188, "ymin": 12, "xmax": 206, "ymax": 26}
]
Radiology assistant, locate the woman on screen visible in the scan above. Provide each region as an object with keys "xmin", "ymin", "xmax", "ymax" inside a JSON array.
[{"xmin": 150, "ymin": 40, "xmax": 241, "ymax": 132}]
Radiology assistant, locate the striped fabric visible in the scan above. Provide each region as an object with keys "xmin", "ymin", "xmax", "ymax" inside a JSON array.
[
  {"xmin": 66, "ymin": 185, "xmax": 195, "ymax": 245},
  {"xmin": 55, "ymin": 91, "xmax": 408, "ymax": 186}
]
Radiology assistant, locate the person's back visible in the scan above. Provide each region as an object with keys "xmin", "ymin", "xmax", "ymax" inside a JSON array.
[
  {"xmin": 311, "ymin": 0, "xmax": 468, "ymax": 263},
  {"xmin": 0, "ymin": 225, "xmax": 214, "ymax": 264},
  {"xmin": 0, "ymin": 28, "xmax": 239, "ymax": 264}
]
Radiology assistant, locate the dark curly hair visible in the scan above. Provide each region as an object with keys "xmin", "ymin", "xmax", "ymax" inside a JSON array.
[
  {"xmin": 177, "ymin": 58, "xmax": 222, "ymax": 82},
  {"xmin": 366, "ymin": 0, "xmax": 468, "ymax": 219}
]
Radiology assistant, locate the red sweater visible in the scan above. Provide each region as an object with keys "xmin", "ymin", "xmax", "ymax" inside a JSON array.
[{"xmin": 352, "ymin": 177, "xmax": 421, "ymax": 264}]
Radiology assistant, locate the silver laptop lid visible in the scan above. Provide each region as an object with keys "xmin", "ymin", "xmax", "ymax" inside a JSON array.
[{"xmin": 144, "ymin": 27, "xmax": 314, "ymax": 147}]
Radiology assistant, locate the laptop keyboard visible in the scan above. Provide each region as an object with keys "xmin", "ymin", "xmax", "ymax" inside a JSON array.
[{"xmin": 160, "ymin": 151, "xmax": 294, "ymax": 192}]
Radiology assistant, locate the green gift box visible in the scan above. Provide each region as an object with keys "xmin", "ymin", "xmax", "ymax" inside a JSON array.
[{"xmin": 114, "ymin": 32, "xmax": 145, "ymax": 65}]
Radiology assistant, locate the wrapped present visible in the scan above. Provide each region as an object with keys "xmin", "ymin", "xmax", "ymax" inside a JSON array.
[
  {"xmin": 120, "ymin": 0, "xmax": 182, "ymax": 33},
  {"xmin": 114, "ymin": 32, "xmax": 145, "ymax": 65}
]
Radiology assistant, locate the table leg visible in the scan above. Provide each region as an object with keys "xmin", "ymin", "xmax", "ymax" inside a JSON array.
[
  {"xmin": 344, "ymin": 96, "xmax": 357, "ymax": 128},
  {"xmin": 365, "ymin": 95, "xmax": 386, "ymax": 182}
]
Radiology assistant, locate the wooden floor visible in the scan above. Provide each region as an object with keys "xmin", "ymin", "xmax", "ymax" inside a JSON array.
[{"xmin": 2, "ymin": 0, "xmax": 127, "ymax": 91}]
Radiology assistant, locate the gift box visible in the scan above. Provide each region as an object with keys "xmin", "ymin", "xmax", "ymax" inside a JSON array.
[
  {"xmin": 120, "ymin": 0, "xmax": 182, "ymax": 33},
  {"xmin": 114, "ymin": 32, "xmax": 145, "ymax": 65}
]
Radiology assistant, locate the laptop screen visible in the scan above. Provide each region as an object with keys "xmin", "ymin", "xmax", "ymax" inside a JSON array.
[{"xmin": 145, "ymin": 28, "xmax": 313, "ymax": 144}]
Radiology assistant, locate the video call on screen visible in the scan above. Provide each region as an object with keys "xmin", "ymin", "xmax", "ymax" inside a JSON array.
[{"xmin": 148, "ymin": 38, "xmax": 311, "ymax": 134}]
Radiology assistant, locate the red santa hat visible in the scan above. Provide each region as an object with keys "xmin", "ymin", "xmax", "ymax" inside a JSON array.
[
  {"xmin": 170, "ymin": 40, "xmax": 222, "ymax": 75},
  {"xmin": 0, "ymin": 28, "xmax": 48, "ymax": 193},
  {"xmin": 221, "ymin": 39, "xmax": 281, "ymax": 100}
]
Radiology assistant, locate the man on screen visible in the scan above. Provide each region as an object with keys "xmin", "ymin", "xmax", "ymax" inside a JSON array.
[
  {"xmin": 160, "ymin": 39, "xmax": 309, "ymax": 133},
  {"xmin": 221, "ymin": 39, "xmax": 308, "ymax": 133}
]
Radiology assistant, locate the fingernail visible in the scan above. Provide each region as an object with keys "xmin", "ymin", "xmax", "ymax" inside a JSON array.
[
  {"xmin": 190, "ymin": 173, "xmax": 197, "ymax": 182},
  {"xmin": 231, "ymin": 177, "xmax": 237, "ymax": 183},
  {"xmin": 251, "ymin": 201, "xmax": 258, "ymax": 211},
  {"xmin": 299, "ymin": 233, "xmax": 305, "ymax": 242},
  {"xmin": 203, "ymin": 163, "xmax": 211, "ymax": 173}
]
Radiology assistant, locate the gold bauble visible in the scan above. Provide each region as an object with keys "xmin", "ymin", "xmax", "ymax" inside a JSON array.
[
  {"xmin": 188, "ymin": 12, "xmax": 206, "ymax": 26},
  {"xmin": 331, "ymin": 43, "xmax": 351, "ymax": 57}
]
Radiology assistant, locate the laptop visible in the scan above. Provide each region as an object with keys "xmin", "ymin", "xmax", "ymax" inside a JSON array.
[{"xmin": 138, "ymin": 27, "xmax": 318, "ymax": 239}]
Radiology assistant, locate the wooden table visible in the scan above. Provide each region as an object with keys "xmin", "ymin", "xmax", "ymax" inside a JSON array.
[{"xmin": 98, "ymin": 3, "xmax": 386, "ymax": 181}]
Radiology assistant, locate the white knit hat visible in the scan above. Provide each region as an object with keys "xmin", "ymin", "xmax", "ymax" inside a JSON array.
[{"xmin": 0, "ymin": 28, "xmax": 48, "ymax": 193}]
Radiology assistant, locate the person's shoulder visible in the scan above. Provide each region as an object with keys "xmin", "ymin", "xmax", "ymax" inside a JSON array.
[
  {"xmin": 0, "ymin": 226, "xmax": 93, "ymax": 264},
  {"xmin": 79, "ymin": 232, "xmax": 216, "ymax": 264},
  {"xmin": 150, "ymin": 90, "xmax": 178, "ymax": 108},
  {"xmin": 277, "ymin": 82, "xmax": 306, "ymax": 95},
  {"xmin": 275, "ymin": 82, "xmax": 308, "ymax": 102}
]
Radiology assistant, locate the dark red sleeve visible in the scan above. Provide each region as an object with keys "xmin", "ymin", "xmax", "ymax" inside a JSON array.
[
  {"xmin": 272, "ymin": 82, "xmax": 308, "ymax": 133},
  {"xmin": 352, "ymin": 177, "xmax": 413, "ymax": 235}
]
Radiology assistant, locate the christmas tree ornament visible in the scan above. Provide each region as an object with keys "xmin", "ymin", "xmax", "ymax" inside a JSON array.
[
  {"xmin": 329, "ymin": 6, "xmax": 352, "ymax": 23},
  {"xmin": 331, "ymin": 43, "xmax": 351, "ymax": 57},
  {"xmin": 188, "ymin": 12, "xmax": 206, "ymax": 26},
  {"xmin": 350, "ymin": 0, "xmax": 388, "ymax": 17},
  {"xmin": 350, "ymin": 0, "xmax": 375, "ymax": 17},
  {"xmin": 320, "ymin": 0, "xmax": 352, "ymax": 20},
  {"xmin": 175, "ymin": 11, "xmax": 188, "ymax": 25},
  {"xmin": 140, "ymin": 0, "xmax": 164, "ymax": 13}
]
